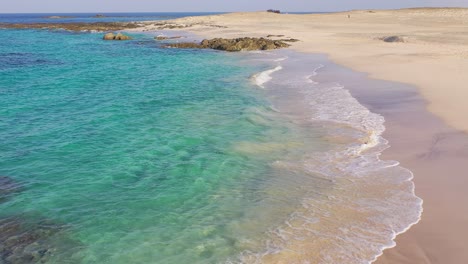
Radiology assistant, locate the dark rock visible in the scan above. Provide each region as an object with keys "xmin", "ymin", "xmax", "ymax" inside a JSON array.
[
  {"xmin": 166, "ymin": 37, "xmax": 290, "ymax": 52},
  {"xmin": 103, "ymin": 32, "xmax": 132, "ymax": 40},
  {"xmin": 280, "ymin": 38, "xmax": 300, "ymax": 42},
  {"xmin": 94, "ymin": 14, "xmax": 106, "ymax": 18},
  {"xmin": 154, "ymin": 36, "xmax": 183, "ymax": 40},
  {"xmin": 166, "ymin": 42, "xmax": 203, "ymax": 49},
  {"xmin": 267, "ymin": 34, "xmax": 285, "ymax": 37},
  {"xmin": 0, "ymin": 176, "xmax": 21, "ymax": 202},
  {"xmin": 381, "ymin": 36, "xmax": 405, "ymax": 43},
  {"xmin": 267, "ymin": 9, "xmax": 281, "ymax": 14},
  {"xmin": 0, "ymin": 216, "xmax": 78, "ymax": 264}
]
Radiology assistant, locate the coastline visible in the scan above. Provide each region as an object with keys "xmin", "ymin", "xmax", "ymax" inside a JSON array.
[
  {"xmin": 246, "ymin": 51, "xmax": 422, "ymax": 263},
  {"xmin": 139, "ymin": 8, "xmax": 468, "ymax": 133},
  {"xmin": 3, "ymin": 9, "xmax": 466, "ymax": 262},
  {"xmin": 354, "ymin": 77, "xmax": 468, "ymax": 264},
  {"xmin": 138, "ymin": 9, "xmax": 468, "ymax": 263}
]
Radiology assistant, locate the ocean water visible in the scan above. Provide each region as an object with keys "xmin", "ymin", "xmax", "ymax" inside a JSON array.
[
  {"xmin": 0, "ymin": 12, "xmax": 224, "ymax": 24},
  {"xmin": 0, "ymin": 16, "xmax": 422, "ymax": 264},
  {"xmin": 0, "ymin": 12, "xmax": 320, "ymax": 24}
]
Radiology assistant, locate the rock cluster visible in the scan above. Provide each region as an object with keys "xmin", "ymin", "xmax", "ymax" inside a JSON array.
[
  {"xmin": 166, "ymin": 37, "xmax": 290, "ymax": 51},
  {"xmin": 103, "ymin": 32, "xmax": 132, "ymax": 40},
  {"xmin": 0, "ymin": 216, "xmax": 76, "ymax": 264},
  {"xmin": 0, "ymin": 176, "xmax": 79, "ymax": 263}
]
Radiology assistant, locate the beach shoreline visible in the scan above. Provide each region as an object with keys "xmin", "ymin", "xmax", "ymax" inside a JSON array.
[
  {"xmin": 137, "ymin": 8, "xmax": 468, "ymax": 133},
  {"xmin": 2, "ymin": 9, "xmax": 467, "ymax": 263},
  {"xmin": 138, "ymin": 9, "xmax": 468, "ymax": 263},
  {"xmin": 252, "ymin": 51, "xmax": 423, "ymax": 263}
]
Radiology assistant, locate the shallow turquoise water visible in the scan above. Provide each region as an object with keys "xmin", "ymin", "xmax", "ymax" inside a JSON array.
[
  {"xmin": 0, "ymin": 26, "xmax": 425, "ymax": 264},
  {"xmin": 0, "ymin": 29, "xmax": 319, "ymax": 263}
]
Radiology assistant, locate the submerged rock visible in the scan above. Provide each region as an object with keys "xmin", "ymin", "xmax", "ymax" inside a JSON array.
[
  {"xmin": 0, "ymin": 176, "xmax": 21, "ymax": 203},
  {"xmin": 154, "ymin": 36, "xmax": 183, "ymax": 40},
  {"xmin": 0, "ymin": 217, "xmax": 57, "ymax": 263},
  {"xmin": 103, "ymin": 32, "xmax": 132, "ymax": 40},
  {"xmin": 166, "ymin": 37, "xmax": 290, "ymax": 52},
  {"xmin": 0, "ymin": 216, "xmax": 79, "ymax": 264}
]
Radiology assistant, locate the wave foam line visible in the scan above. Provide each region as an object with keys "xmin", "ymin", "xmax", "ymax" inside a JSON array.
[
  {"xmin": 306, "ymin": 64, "xmax": 324, "ymax": 84},
  {"xmin": 238, "ymin": 54, "xmax": 423, "ymax": 264},
  {"xmin": 252, "ymin": 65, "xmax": 283, "ymax": 88}
]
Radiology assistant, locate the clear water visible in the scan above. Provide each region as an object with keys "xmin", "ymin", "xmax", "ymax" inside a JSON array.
[
  {"xmin": 0, "ymin": 12, "xmax": 225, "ymax": 24},
  {"xmin": 0, "ymin": 29, "xmax": 323, "ymax": 263},
  {"xmin": 0, "ymin": 16, "xmax": 422, "ymax": 263}
]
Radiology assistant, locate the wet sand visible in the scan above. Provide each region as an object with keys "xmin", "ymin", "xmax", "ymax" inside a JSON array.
[{"xmin": 336, "ymin": 66, "xmax": 468, "ymax": 264}]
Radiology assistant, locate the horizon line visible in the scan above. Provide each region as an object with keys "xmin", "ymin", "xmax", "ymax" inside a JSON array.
[{"xmin": 1, "ymin": 7, "xmax": 467, "ymax": 15}]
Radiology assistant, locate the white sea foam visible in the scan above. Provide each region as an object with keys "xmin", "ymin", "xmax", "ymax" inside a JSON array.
[
  {"xmin": 305, "ymin": 64, "xmax": 324, "ymax": 84},
  {"xmin": 252, "ymin": 65, "xmax": 283, "ymax": 88},
  {"xmin": 236, "ymin": 52, "xmax": 423, "ymax": 264},
  {"xmin": 274, "ymin": 56, "xmax": 288, "ymax": 62}
]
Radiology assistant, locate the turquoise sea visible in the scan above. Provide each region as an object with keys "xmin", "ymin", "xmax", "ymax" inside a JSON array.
[{"xmin": 0, "ymin": 14, "xmax": 422, "ymax": 264}]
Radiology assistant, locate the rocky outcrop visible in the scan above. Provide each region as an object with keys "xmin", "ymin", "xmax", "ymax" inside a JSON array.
[
  {"xmin": 103, "ymin": 32, "xmax": 115, "ymax": 40},
  {"xmin": 265, "ymin": 35, "xmax": 299, "ymax": 42},
  {"xmin": 0, "ymin": 216, "xmax": 79, "ymax": 264},
  {"xmin": 280, "ymin": 38, "xmax": 300, "ymax": 42},
  {"xmin": 103, "ymin": 32, "xmax": 132, "ymax": 40},
  {"xmin": 166, "ymin": 37, "xmax": 290, "ymax": 51},
  {"xmin": 267, "ymin": 34, "xmax": 285, "ymax": 37},
  {"xmin": 0, "ymin": 176, "xmax": 80, "ymax": 263}
]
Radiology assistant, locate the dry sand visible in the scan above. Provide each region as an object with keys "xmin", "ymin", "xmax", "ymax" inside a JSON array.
[
  {"xmin": 142, "ymin": 8, "xmax": 468, "ymax": 133},
  {"xmin": 140, "ymin": 8, "xmax": 468, "ymax": 263}
]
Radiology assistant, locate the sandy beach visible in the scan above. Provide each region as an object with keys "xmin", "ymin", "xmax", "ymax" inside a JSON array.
[{"xmin": 140, "ymin": 8, "xmax": 468, "ymax": 263}]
